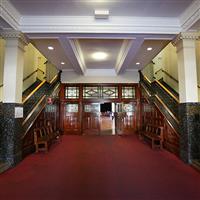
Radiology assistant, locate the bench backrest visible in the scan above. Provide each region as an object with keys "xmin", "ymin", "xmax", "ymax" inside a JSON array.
[{"xmin": 146, "ymin": 124, "xmax": 164, "ymax": 141}]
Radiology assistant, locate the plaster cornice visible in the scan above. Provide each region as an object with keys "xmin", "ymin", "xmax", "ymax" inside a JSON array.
[
  {"xmin": 1, "ymin": 30, "xmax": 29, "ymax": 45},
  {"xmin": 172, "ymin": 32, "xmax": 200, "ymax": 46},
  {"xmin": 180, "ymin": 0, "xmax": 200, "ymax": 31},
  {"xmin": 0, "ymin": 0, "xmax": 21, "ymax": 30}
]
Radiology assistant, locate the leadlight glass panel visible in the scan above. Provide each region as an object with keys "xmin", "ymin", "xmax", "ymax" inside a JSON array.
[
  {"xmin": 83, "ymin": 86, "xmax": 101, "ymax": 99},
  {"xmin": 65, "ymin": 86, "xmax": 79, "ymax": 99},
  {"xmin": 66, "ymin": 104, "xmax": 78, "ymax": 113},
  {"xmin": 123, "ymin": 103, "xmax": 135, "ymax": 112},
  {"xmin": 102, "ymin": 86, "xmax": 118, "ymax": 99},
  {"xmin": 84, "ymin": 103, "xmax": 100, "ymax": 112},
  {"xmin": 122, "ymin": 86, "xmax": 136, "ymax": 99}
]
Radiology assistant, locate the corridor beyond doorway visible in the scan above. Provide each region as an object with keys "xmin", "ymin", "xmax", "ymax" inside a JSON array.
[
  {"xmin": 0, "ymin": 135, "xmax": 200, "ymax": 200},
  {"xmin": 100, "ymin": 102, "xmax": 115, "ymax": 135}
]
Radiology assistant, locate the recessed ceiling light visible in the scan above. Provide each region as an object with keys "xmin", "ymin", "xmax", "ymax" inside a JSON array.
[
  {"xmin": 147, "ymin": 47, "xmax": 153, "ymax": 51},
  {"xmin": 61, "ymin": 62, "xmax": 65, "ymax": 65},
  {"xmin": 92, "ymin": 52, "xmax": 108, "ymax": 61},
  {"xmin": 136, "ymin": 62, "xmax": 140, "ymax": 65},
  {"xmin": 48, "ymin": 46, "xmax": 54, "ymax": 50}
]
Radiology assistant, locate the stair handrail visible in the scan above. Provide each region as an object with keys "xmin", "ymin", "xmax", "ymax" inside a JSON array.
[
  {"xmin": 49, "ymin": 74, "xmax": 58, "ymax": 84},
  {"xmin": 141, "ymin": 83, "xmax": 179, "ymax": 135},
  {"xmin": 155, "ymin": 69, "xmax": 178, "ymax": 83},
  {"xmin": 141, "ymin": 71, "xmax": 179, "ymax": 103},
  {"xmin": 22, "ymin": 80, "xmax": 46, "ymax": 104},
  {"xmin": 22, "ymin": 95, "xmax": 47, "ymax": 138},
  {"xmin": 22, "ymin": 95, "xmax": 46, "ymax": 126},
  {"xmin": 154, "ymin": 79, "xmax": 179, "ymax": 103},
  {"xmin": 37, "ymin": 68, "xmax": 45, "ymax": 74},
  {"xmin": 23, "ymin": 70, "xmax": 38, "ymax": 82}
]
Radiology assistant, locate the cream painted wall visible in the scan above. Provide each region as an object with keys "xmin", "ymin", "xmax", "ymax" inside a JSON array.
[
  {"xmin": 61, "ymin": 70, "xmax": 139, "ymax": 83},
  {"xmin": 196, "ymin": 41, "xmax": 200, "ymax": 101},
  {"xmin": 37, "ymin": 53, "xmax": 47, "ymax": 81},
  {"xmin": 152, "ymin": 43, "xmax": 179, "ymax": 92},
  {"xmin": 0, "ymin": 38, "xmax": 5, "ymax": 102},
  {"xmin": 23, "ymin": 44, "xmax": 47, "ymax": 91},
  {"xmin": 46, "ymin": 62, "xmax": 58, "ymax": 83}
]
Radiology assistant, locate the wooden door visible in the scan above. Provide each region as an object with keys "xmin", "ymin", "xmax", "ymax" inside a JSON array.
[
  {"xmin": 64, "ymin": 103, "xmax": 81, "ymax": 134},
  {"xmin": 82, "ymin": 103, "xmax": 100, "ymax": 135},
  {"xmin": 115, "ymin": 102, "xmax": 136, "ymax": 135}
]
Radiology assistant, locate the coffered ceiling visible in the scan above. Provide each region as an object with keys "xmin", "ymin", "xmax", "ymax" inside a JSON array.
[{"xmin": 1, "ymin": 0, "xmax": 200, "ymax": 76}]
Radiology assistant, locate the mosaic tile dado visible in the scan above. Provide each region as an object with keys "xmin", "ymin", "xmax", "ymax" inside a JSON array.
[
  {"xmin": 0, "ymin": 103, "xmax": 23, "ymax": 167},
  {"xmin": 179, "ymin": 103, "xmax": 200, "ymax": 163}
]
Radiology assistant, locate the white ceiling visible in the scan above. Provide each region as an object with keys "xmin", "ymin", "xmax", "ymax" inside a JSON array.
[
  {"xmin": 9, "ymin": 0, "xmax": 193, "ymax": 18},
  {"xmin": 1, "ymin": 0, "xmax": 199, "ymax": 76},
  {"xmin": 78, "ymin": 39, "xmax": 123, "ymax": 69}
]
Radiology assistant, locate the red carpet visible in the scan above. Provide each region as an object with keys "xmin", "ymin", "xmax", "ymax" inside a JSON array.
[{"xmin": 0, "ymin": 135, "xmax": 200, "ymax": 200}]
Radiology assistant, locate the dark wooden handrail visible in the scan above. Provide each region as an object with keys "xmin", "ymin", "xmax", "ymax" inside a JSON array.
[
  {"xmin": 37, "ymin": 68, "xmax": 45, "ymax": 74},
  {"xmin": 22, "ymin": 80, "xmax": 46, "ymax": 104},
  {"xmin": 155, "ymin": 68, "xmax": 178, "ymax": 83},
  {"xmin": 162, "ymin": 70, "xmax": 178, "ymax": 83},
  {"xmin": 23, "ymin": 70, "xmax": 38, "ymax": 82}
]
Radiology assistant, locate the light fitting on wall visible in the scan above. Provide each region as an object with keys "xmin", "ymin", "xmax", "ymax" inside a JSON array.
[
  {"xmin": 136, "ymin": 62, "xmax": 140, "ymax": 65},
  {"xmin": 61, "ymin": 62, "xmax": 65, "ymax": 65},
  {"xmin": 92, "ymin": 52, "xmax": 108, "ymax": 61},
  {"xmin": 94, "ymin": 9, "xmax": 109, "ymax": 19}
]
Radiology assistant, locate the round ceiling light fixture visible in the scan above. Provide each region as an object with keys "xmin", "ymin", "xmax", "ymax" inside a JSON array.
[
  {"xmin": 92, "ymin": 52, "xmax": 108, "ymax": 61},
  {"xmin": 61, "ymin": 62, "xmax": 65, "ymax": 65},
  {"xmin": 48, "ymin": 46, "xmax": 54, "ymax": 50},
  {"xmin": 136, "ymin": 62, "xmax": 140, "ymax": 65},
  {"xmin": 147, "ymin": 47, "xmax": 153, "ymax": 51}
]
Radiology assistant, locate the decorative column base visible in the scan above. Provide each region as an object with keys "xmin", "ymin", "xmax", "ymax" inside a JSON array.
[
  {"xmin": 0, "ymin": 103, "xmax": 23, "ymax": 167},
  {"xmin": 179, "ymin": 103, "xmax": 200, "ymax": 163}
]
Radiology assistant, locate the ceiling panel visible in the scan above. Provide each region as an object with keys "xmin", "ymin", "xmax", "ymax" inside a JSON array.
[
  {"xmin": 32, "ymin": 39, "xmax": 72, "ymax": 70},
  {"xmin": 129, "ymin": 40, "xmax": 170, "ymax": 69},
  {"xmin": 9, "ymin": 0, "xmax": 194, "ymax": 18},
  {"xmin": 78, "ymin": 39, "xmax": 124, "ymax": 69}
]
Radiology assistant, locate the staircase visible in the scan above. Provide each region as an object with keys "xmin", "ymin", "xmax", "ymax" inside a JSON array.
[{"xmin": 140, "ymin": 71, "xmax": 179, "ymax": 133}]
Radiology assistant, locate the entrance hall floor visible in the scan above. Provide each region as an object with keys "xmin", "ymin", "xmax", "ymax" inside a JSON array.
[{"xmin": 0, "ymin": 135, "xmax": 200, "ymax": 200}]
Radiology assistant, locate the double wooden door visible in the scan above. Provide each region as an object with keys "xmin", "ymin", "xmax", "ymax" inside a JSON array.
[
  {"xmin": 82, "ymin": 103, "xmax": 100, "ymax": 135},
  {"xmin": 115, "ymin": 102, "xmax": 137, "ymax": 135},
  {"xmin": 63, "ymin": 102, "xmax": 137, "ymax": 135}
]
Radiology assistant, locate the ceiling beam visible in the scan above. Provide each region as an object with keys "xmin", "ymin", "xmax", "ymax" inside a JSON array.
[
  {"xmin": 116, "ymin": 37, "xmax": 144, "ymax": 74},
  {"xmin": 58, "ymin": 37, "xmax": 85, "ymax": 75}
]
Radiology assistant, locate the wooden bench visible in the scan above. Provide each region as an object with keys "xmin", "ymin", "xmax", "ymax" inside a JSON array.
[
  {"xmin": 141, "ymin": 124, "xmax": 164, "ymax": 149},
  {"xmin": 34, "ymin": 124, "xmax": 60, "ymax": 153}
]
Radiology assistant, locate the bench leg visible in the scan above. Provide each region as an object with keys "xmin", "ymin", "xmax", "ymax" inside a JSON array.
[
  {"xmin": 35, "ymin": 144, "xmax": 39, "ymax": 153},
  {"xmin": 160, "ymin": 141, "xmax": 163, "ymax": 150},
  {"xmin": 152, "ymin": 139, "xmax": 155, "ymax": 149}
]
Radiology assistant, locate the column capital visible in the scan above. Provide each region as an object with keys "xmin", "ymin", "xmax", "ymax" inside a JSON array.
[
  {"xmin": 172, "ymin": 32, "xmax": 199, "ymax": 47},
  {"xmin": 1, "ymin": 30, "xmax": 29, "ymax": 46}
]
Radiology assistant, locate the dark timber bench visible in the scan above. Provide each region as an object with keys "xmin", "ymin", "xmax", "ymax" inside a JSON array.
[
  {"xmin": 34, "ymin": 123, "xmax": 60, "ymax": 153},
  {"xmin": 141, "ymin": 124, "xmax": 164, "ymax": 149}
]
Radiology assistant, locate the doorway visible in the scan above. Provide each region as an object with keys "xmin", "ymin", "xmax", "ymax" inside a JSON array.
[{"xmin": 100, "ymin": 102, "xmax": 115, "ymax": 135}]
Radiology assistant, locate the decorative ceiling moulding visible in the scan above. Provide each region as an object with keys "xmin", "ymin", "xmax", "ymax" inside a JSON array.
[
  {"xmin": 68, "ymin": 39, "xmax": 86, "ymax": 73},
  {"xmin": 172, "ymin": 32, "xmax": 200, "ymax": 46},
  {"xmin": 0, "ymin": 0, "xmax": 21, "ymax": 30},
  {"xmin": 1, "ymin": 30, "xmax": 29, "ymax": 45},
  {"xmin": 58, "ymin": 37, "xmax": 85, "ymax": 75},
  {"xmin": 25, "ymin": 33, "xmax": 176, "ymax": 40},
  {"xmin": 116, "ymin": 37, "xmax": 144, "ymax": 74},
  {"xmin": 19, "ymin": 16, "xmax": 181, "ymax": 34},
  {"xmin": 180, "ymin": 0, "xmax": 200, "ymax": 31}
]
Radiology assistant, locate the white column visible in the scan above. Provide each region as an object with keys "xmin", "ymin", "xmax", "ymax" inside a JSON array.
[
  {"xmin": 2, "ymin": 31, "xmax": 28, "ymax": 103},
  {"xmin": 173, "ymin": 32, "xmax": 199, "ymax": 103}
]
